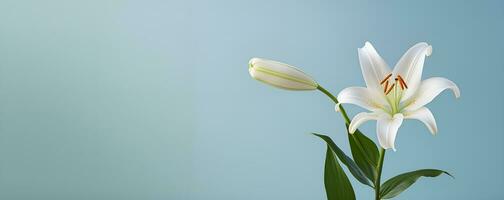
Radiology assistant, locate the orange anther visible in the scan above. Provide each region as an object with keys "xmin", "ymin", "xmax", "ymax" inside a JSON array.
[
  {"xmin": 383, "ymin": 80, "xmax": 389, "ymax": 93},
  {"xmin": 380, "ymin": 73, "xmax": 392, "ymax": 85},
  {"xmin": 385, "ymin": 83, "xmax": 395, "ymax": 95},
  {"xmin": 398, "ymin": 78, "xmax": 405, "ymax": 90},
  {"xmin": 397, "ymin": 75, "xmax": 408, "ymax": 89}
]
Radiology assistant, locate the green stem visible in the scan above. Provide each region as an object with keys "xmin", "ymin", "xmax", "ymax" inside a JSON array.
[
  {"xmin": 316, "ymin": 85, "xmax": 351, "ymax": 124},
  {"xmin": 317, "ymin": 85, "xmax": 387, "ymax": 199},
  {"xmin": 375, "ymin": 148, "xmax": 386, "ymax": 200}
]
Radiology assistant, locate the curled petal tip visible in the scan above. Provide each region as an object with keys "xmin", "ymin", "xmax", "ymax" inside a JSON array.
[
  {"xmin": 334, "ymin": 103, "xmax": 341, "ymax": 112},
  {"xmin": 454, "ymin": 86, "xmax": 461, "ymax": 99},
  {"xmin": 449, "ymin": 81, "xmax": 461, "ymax": 99},
  {"xmin": 426, "ymin": 45, "xmax": 433, "ymax": 56},
  {"xmin": 431, "ymin": 123, "xmax": 439, "ymax": 135},
  {"xmin": 348, "ymin": 127, "xmax": 356, "ymax": 134}
]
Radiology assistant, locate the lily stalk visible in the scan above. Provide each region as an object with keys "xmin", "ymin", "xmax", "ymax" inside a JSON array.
[
  {"xmin": 317, "ymin": 85, "xmax": 386, "ymax": 200},
  {"xmin": 375, "ymin": 148, "xmax": 385, "ymax": 200},
  {"xmin": 317, "ymin": 85, "xmax": 351, "ymax": 124}
]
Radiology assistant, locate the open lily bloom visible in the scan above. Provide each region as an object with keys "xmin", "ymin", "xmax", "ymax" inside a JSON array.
[{"xmin": 337, "ymin": 42, "xmax": 460, "ymax": 151}]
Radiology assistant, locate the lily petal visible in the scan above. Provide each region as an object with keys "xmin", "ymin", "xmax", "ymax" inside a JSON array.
[
  {"xmin": 358, "ymin": 42, "xmax": 392, "ymax": 93},
  {"xmin": 377, "ymin": 113, "xmax": 404, "ymax": 151},
  {"xmin": 337, "ymin": 87, "xmax": 389, "ymax": 112},
  {"xmin": 392, "ymin": 43, "xmax": 432, "ymax": 102},
  {"xmin": 348, "ymin": 112, "xmax": 382, "ymax": 134},
  {"xmin": 404, "ymin": 107, "xmax": 438, "ymax": 135},
  {"xmin": 403, "ymin": 77, "xmax": 460, "ymax": 111}
]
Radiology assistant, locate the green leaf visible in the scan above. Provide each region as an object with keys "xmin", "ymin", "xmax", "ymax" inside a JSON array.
[
  {"xmin": 347, "ymin": 126, "xmax": 379, "ymax": 184},
  {"xmin": 324, "ymin": 146, "xmax": 356, "ymax": 200},
  {"xmin": 380, "ymin": 169, "xmax": 453, "ymax": 199},
  {"xmin": 313, "ymin": 133, "xmax": 373, "ymax": 187}
]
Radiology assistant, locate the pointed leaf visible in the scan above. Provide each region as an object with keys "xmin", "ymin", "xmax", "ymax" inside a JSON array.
[
  {"xmin": 347, "ymin": 126, "xmax": 379, "ymax": 183},
  {"xmin": 380, "ymin": 169, "xmax": 453, "ymax": 199},
  {"xmin": 324, "ymin": 146, "xmax": 356, "ymax": 200},
  {"xmin": 313, "ymin": 133, "xmax": 373, "ymax": 187}
]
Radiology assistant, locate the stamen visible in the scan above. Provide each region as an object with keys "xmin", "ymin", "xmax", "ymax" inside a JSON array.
[
  {"xmin": 380, "ymin": 73, "xmax": 392, "ymax": 85},
  {"xmin": 385, "ymin": 83, "xmax": 395, "ymax": 95},
  {"xmin": 397, "ymin": 75, "xmax": 408, "ymax": 89},
  {"xmin": 398, "ymin": 78, "xmax": 405, "ymax": 90},
  {"xmin": 383, "ymin": 80, "xmax": 389, "ymax": 93}
]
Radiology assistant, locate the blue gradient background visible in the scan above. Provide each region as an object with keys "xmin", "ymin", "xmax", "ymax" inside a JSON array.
[{"xmin": 0, "ymin": 0, "xmax": 502, "ymax": 199}]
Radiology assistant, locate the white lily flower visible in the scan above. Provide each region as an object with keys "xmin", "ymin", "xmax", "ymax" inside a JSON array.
[
  {"xmin": 249, "ymin": 58, "xmax": 318, "ymax": 90},
  {"xmin": 338, "ymin": 42, "xmax": 460, "ymax": 151}
]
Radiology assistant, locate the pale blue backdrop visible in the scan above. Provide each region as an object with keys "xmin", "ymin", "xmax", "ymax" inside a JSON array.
[{"xmin": 0, "ymin": 0, "xmax": 502, "ymax": 199}]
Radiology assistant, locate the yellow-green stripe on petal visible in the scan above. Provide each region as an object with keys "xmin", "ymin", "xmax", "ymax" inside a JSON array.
[{"xmin": 248, "ymin": 58, "xmax": 318, "ymax": 91}]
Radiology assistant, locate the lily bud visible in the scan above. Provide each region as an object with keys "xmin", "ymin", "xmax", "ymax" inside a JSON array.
[{"xmin": 248, "ymin": 58, "xmax": 318, "ymax": 90}]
